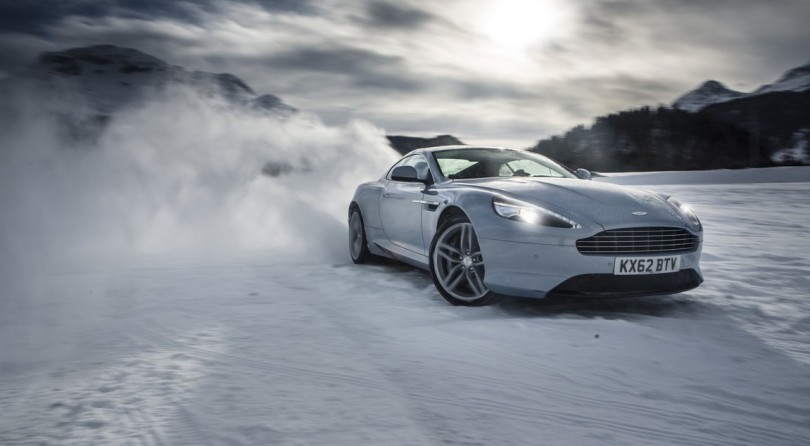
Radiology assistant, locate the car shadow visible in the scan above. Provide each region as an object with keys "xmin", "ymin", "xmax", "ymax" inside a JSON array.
[{"xmin": 496, "ymin": 292, "xmax": 713, "ymax": 321}]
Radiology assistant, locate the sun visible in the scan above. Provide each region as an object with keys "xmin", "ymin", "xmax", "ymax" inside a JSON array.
[{"xmin": 482, "ymin": 0, "xmax": 564, "ymax": 50}]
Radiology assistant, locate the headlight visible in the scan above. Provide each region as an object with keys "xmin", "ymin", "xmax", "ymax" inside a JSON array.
[
  {"xmin": 667, "ymin": 196, "xmax": 702, "ymax": 230},
  {"xmin": 492, "ymin": 197, "xmax": 581, "ymax": 229}
]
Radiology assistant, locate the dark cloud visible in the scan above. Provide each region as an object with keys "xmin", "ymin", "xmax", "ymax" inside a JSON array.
[
  {"xmin": 0, "ymin": 0, "xmax": 113, "ymax": 34},
  {"xmin": 586, "ymin": 0, "xmax": 793, "ymax": 18},
  {"xmin": 664, "ymin": 0, "xmax": 802, "ymax": 12},
  {"xmin": 0, "ymin": 0, "xmax": 313, "ymax": 35},
  {"xmin": 267, "ymin": 47, "xmax": 401, "ymax": 73},
  {"xmin": 583, "ymin": 0, "xmax": 810, "ymax": 35},
  {"xmin": 576, "ymin": 0, "xmax": 810, "ymax": 84},
  {"xmin": 362, "ymin": 1, "xmax": 434, "ymax": 29},
  {"xmin": 265, "ymin": 46, "xmax": 422, "ymax": 91},
  {"xmin": 579, "ymin": 10, "xmax": 624, "ymax": 44},
  {"xmin": 251, "ymin": 0, "xmax": 315, "ymax": 15},
  {"xmin": 416, "ymin": 72, "xmax": 668, "ymax": 108}
]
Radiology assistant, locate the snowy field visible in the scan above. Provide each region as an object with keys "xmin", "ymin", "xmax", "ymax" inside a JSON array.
[{"xmin": 2, "ymin": 167, "xmax": 810, "ymax": 445}]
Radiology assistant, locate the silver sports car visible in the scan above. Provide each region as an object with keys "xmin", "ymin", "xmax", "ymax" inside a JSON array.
[{"xmin": 348, "ymin": 146, "xmax": 703, "ymax": 306}]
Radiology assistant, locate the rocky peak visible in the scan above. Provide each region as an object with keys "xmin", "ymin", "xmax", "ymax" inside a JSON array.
[
  {"xmin": 673, "ymin": 80, "xmax": 745, "ymax": 112},
  {"xmin": 34, "ymin": 45, "xmax": 169, "ymax": 77}
]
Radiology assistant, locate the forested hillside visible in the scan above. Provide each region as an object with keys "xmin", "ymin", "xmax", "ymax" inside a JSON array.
[{"xmin": 530, "ymin": 106, "xmax": 772, "ymax": 172}]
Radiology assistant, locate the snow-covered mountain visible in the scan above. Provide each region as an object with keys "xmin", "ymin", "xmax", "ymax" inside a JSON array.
[
  {"xmin": 754, "ymin": 62, "xmax": 810, "ymax": 95},
  {"xmin": 673, "ymin": 61, "xmax": 810, "ymax": 112},
  {"xmin": 8, "ymin": 44, "xmax": 296, "ymax": 116},
  {"xmin": 671, "ymin": 80, "xmax": 745, "ymax": 112}
]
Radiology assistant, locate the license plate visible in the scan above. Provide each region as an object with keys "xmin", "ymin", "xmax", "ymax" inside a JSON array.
[{"xmin": 614, "ymin": 256, "xmax": 681, "ymax": 275}]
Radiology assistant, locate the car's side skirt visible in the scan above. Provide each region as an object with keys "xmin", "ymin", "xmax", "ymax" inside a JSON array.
[{"xmin": 369, "ymin": 236, "xmax": 430, "ymax": 271}]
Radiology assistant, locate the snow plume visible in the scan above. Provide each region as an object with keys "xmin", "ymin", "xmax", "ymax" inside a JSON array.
[{"xmin": 0, "ymin": 84, "xmax": 398, "ymax": 284}]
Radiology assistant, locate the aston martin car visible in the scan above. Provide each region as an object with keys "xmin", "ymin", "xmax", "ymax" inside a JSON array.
[{"xmin": 348, "ymin": 146, "xmax": 703, "ymax": 306}]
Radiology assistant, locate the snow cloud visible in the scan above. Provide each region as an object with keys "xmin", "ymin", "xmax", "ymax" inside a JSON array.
[{"xmin": 0, "ymin": 82, "xmax": 398, "ymax": 289}]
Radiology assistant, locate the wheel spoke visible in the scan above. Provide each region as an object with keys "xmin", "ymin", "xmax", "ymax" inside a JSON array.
[
  {"xmin": 465, "ymin": 269, "xmax": 481, "ymax": 295},
  {"xmin": 471, "ymin": 268, "xmax": 485, "ymax": 293},
  {"xmin": 439, "ymin": 242, "xmax": 462, "ymax": 257},
  {"xmin": 445, "ymin": 265, "xmax": 465, "ymax": 291},
  {"xmin": 437, "ymin": 249, "xmax": 460, "ymax": 263}
]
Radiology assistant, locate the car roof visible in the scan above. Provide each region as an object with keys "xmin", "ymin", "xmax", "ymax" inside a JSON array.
[{"xmin": 405, "ymin": 145, "xmax": 511, "ymax": 156}]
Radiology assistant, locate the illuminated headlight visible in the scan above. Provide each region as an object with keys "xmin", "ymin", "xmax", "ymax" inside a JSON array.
[
  {"xmin": 492, "ymin": 198, "xmax": 581, "ymax": 229},
  {"xmin": 667, "ymin": 196, "xmax": 702, "ymax": 230}
]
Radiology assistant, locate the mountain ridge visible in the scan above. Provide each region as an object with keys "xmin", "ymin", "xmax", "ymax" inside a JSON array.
[
  {"xmin": 672, "ymin": 80, "xmax": 745, "ymax": 112},
  {"xmin": 673, "ymin": 61, "xmax": 810, "ymax": 112},
  {"xmin": 10, "ymin": 44, "xmax": 296, "ymax": 116}
]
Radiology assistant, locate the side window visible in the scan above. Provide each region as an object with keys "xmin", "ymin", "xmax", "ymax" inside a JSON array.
[
  {"xmin": 437, "ymin": 158, "xmax": 477, "ymax": 177},
  {"xmin": 505, "ymin": 159, "xmax": 563, "ymax": 177},
  {"xmin": 386, "ymin": 155, "xmax": 430, "ymax": 181}
]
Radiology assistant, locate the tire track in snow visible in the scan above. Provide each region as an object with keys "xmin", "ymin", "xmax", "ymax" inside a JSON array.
[
  {"xmin": 128, "ymin": 317, "xmax": 393, "ymax": 391},
  {"xmin": 124, "ymin": 303, "xmax": 442, "ymax": 445},
  {"xmin": 306, "ymin": 300, "xmax": 501, "ymax": 445}
]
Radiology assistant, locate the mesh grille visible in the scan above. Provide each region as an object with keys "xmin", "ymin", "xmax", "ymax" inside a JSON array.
[
  {"xmin": 576, "ymin": 227, "xmax": 698, "ymax": 255},
  {"xmin": 548, "ymin": 269, "xmax": 702, "ymax": 297}
]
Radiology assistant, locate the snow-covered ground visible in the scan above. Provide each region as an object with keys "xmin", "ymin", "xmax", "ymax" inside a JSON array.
[
  {"xmin": 1, "ymin": 71, "xmax": 809, "ymax": 444},
  {"xmin": 2, "ymin": 167, "xmax": 810, "ymax": 445},
  {"xmin": 599, "ymin": 172, "xmax": 810, "ymax": 365}
]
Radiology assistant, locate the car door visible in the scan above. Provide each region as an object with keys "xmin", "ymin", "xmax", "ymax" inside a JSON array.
[{"xmin": 379, "ymin": 155, "xmax": 428, "ymax": 254}]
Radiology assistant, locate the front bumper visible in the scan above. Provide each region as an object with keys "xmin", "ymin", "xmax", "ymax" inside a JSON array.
[{"xmin": 477, "ymin": 237, "xmax": 703, "ymax": 299}]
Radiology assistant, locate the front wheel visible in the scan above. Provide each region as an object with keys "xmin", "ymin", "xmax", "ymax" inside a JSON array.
[{"xmin": 429, "ymin": 215, "xmax": 500, "ymax": 306}]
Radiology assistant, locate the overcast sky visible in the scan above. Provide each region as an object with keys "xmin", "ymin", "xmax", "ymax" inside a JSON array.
[{"xmin": 1, "ymin": 0, "xmax": 808, "ymax": 147}]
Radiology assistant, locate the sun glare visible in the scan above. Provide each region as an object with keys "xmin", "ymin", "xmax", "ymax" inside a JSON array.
[{"xmin": 482, "ymin": 0, "xmax": 563, "ymax": 50}]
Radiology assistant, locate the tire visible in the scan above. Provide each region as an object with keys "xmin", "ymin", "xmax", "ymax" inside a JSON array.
[
  {"xmin": 429, "ymin": 214, "xmax": 500, "ymax": 306},
  {"xmin": 348, "ymin": 207, "xmax": 373, "ymax": 264}
]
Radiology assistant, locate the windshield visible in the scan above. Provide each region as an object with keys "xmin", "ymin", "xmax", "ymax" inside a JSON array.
[{"xmin": 432, "ymin": 148, "xmax": 575, "ymax": 180}]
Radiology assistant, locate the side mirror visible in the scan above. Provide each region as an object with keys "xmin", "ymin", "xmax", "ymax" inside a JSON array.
[
  {"xmin": 392, "ymin": 165, "xmax": 425, "ymax": 183},
  {"xmin": 575, "ymin": 168, "xmax": 592, "ymax": 180},
  {"xmin": 392, "ymin": 165, "xmax": 431, "ymax": 183}
]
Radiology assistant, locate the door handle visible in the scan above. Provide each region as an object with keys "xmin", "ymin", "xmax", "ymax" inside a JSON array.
[{"xmin": 383, "ymin": 193, "xmax": 391, "ymax": 198}]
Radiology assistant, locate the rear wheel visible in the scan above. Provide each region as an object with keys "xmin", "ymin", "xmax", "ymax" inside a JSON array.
[
  {"xmin": 429, "ymin": 215, "xmax": 500, "ymax": 306},
  {"xmin": 348, "ymin": 208, "xmax": 373, "ymax": 264}
]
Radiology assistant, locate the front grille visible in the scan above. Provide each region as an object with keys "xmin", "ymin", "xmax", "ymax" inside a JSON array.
[{"xmin": 576, "ymin": 227, "xmax": 698, "ymax": 255}]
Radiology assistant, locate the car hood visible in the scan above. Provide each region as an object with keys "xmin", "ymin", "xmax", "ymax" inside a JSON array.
[{"xmin": 450, "ymin": 177, "xmax": 687, "ymax": 229}]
